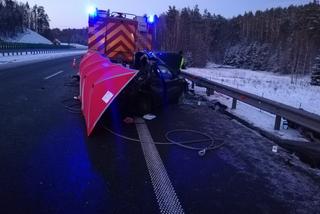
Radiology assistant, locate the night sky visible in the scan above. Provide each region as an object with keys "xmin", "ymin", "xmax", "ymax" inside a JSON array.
[{"xmin": 21, "ymin": 0, "xmax": 311, "ymax": 29}]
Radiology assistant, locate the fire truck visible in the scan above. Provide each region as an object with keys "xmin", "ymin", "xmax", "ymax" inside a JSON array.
[{"xmin": 80, "ymin": 8, "xmax": 186, "ymax": 135}]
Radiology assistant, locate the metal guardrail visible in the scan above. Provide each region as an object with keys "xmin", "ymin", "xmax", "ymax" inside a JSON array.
[
  {"xmin": 181, "ymin": 71, "xmax": 320, "ymax": 134},
  {"xmin": 0, "ymin": 42, "xmax": 72, "ymax": 56}
]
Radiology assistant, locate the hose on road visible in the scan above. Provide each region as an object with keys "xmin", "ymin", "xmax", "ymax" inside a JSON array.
[{"xmin": 103, "ymin": 125, "xmax": 225, "ymax": 156}]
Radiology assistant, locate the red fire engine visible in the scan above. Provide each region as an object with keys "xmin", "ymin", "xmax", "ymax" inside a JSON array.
[{"xmin": 80, "ymin": 8, "xmax": 185, "ymax": 135}]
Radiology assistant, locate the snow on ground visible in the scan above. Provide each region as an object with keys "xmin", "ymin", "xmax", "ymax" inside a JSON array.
[
  {"xmin": 194, "ymin": 85, "xmax": 308, "ymax": 142},
  {"xmin": 186, "ymin": 64, "xmax": 320, "ymax": 141},
  {"xmin": 186, "ymin": 64, "xmax": 320, "ymax": 116},
  {"xmin": 1, "ymin": 29, "xmax": 52, "ymax": 44},
  {"xmin": 0, "ymin": 50, "xmax": 86, "ymax": 68}
]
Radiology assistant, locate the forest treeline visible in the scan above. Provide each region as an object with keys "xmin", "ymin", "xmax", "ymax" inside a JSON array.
[
  {"xmin": 0, "ymin": 0, "xmax": 87, "ymax": 45},
  {"xmin": 156, "ymin": 2, "xmax": 320, "ymax": 75},
  {"xmin": 0, "ymin": 0, "xmax": 50, "ymax": 37},
  {"xmin": 49, "ymin": 28, "xmax": 88, "ymax": 45}
]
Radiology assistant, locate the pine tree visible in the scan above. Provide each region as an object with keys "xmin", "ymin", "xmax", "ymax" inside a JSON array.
[
  {"xmin": 312, "ymin": 56, "xmax": 320, "ymax": 73},
  {"xmin": 311, "ymin": 55, "xmax": 320, "ymax": 85},
  {"xmin": 22, "ymin": 2, "xmax": 31, "ymax": 29},
  {"xmin": 0, "ymin": 1, "xmax": 50, "ymax": 37},
  {"xmin": 36, "ymin": 6, "xmax": 50, "ymax": 34}
]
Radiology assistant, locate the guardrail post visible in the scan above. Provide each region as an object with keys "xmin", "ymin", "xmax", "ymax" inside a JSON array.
[
  {"xmin": 232, "ymin": 98, "xmax": 237, "ymax": 109},
  {"xmin": 274, "ymin": 115, "xmax": 281, "ymax": 130},
  {"xmin": 206, "ymin": 88, "xmax": 214, "ymax": 96}
]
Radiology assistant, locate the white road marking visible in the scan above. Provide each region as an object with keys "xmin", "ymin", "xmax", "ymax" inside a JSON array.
[
  {"xmin": 44, "ymin": 70, "xmax": 64, "ymax": 80},
  {"xmin": 135, "ymin": 118, "xmax": 185, "ymax": 214}
]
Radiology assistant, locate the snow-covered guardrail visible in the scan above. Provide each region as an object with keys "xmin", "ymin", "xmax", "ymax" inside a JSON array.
[
  {"xmin": 0, "ymin": 42, "xmax": 71, "ymax": 56},
  {"xmin": 181, "ymin": 71, "xmax": 320, "ymax": 134}
]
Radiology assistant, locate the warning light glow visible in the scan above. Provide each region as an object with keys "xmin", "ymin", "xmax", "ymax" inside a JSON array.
[
  {"xmin": 147, "ymin": 15, "xmax": 155, "ymax": 23},
  {"xmin": 87, "ymin": 6, "xmax": 96, "ymax": 17}
]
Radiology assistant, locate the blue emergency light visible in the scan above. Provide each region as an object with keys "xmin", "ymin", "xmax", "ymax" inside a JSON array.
[
  {"xmin": 147, "ymin": 15, "xmax": 155, "ymax": 23},
  {"xmin": 87, "ymin": 6, "xmax": 97, "ymax": 17}
]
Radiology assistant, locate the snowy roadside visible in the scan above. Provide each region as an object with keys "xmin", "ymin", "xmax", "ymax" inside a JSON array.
[
  {"xmin": 0, "ymin": 50, "xmax": 87, "ymax": 69},
  {"xmin": 194, "ymin": 85, "xmax": 309, "ymax": 142},
  {"xmin": 186, "ymin": 64, "xmax": 319, "ymax": 142},
  {"xmin": 185, "ymin": 65, "xmax": 320, "ymax": 116}
]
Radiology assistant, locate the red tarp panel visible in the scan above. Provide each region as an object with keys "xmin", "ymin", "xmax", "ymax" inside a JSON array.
[{"xmin": 80, "ymin": 51, "xmax": 138, "ymax": 135}]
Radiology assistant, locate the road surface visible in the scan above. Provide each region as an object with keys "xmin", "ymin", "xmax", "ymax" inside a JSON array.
[{"xmin": 0, "ymin": 55, "xmax": 319, "ymax": 214}]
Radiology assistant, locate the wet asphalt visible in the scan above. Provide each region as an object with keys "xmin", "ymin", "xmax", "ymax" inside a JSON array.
[{"xmin": 0, "ymin": 56, "xmax": 319, "ymax": 214}]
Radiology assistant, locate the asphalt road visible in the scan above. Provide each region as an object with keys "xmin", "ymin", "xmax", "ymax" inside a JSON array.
[{"xmin": 0, "ymin": 56, "xmax": 319, "ymax": 214}]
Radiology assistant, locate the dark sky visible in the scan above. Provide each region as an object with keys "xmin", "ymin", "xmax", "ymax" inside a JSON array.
[{"xmin": 21, "ymin": 0, "xmax": 311, "ymax": 29}]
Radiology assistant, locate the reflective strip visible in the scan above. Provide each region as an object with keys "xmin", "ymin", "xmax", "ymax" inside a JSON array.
[
  {"xmin": 88, "ymin": 27, "xmax": 107, "ymax": 44},
  {"xmin": 106, "ymin": 41, "xmax": 132, "ymax": 55},
  {"xmin": 106, "ymin": 22, "xmax": 121, "ymax": 34},
  {"xmin": 106, "ymin": 31, "xmax": 135, "ymax": 47},
  {"xmin": 107, "ymin": 25, "xmax": 135, "ymax": 42},
  {"xmin": 91, "ymin": 38, "xmax": 105, "ymax": 51},
  {"xmin": 107, "ymin": 35, "xmax": 135, "ymax": 51},
  {"xmin": 105, "ymin": 22, "xmax": 136, "ymax": 60},
  {"xmin": 135, "ymin": 118, "xmax": 185, "ymax": 214},
  {"xmin": 89, "ymin": 34, "xmax": 105, "ymax": 48}
]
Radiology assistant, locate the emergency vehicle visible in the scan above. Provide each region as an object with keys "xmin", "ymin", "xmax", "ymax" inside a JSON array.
[{"xmin": 80, "ymin": 7, "xmax": 186, "ymax": 135}]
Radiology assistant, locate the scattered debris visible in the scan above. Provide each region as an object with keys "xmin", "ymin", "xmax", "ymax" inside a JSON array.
[
  {"xmin": 143, "ymin": 114, "xmax": 157, "ymax": 121},
  {"xmin": 272, "ymin": 145, "xmax": 278, "ymax": 153}
]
